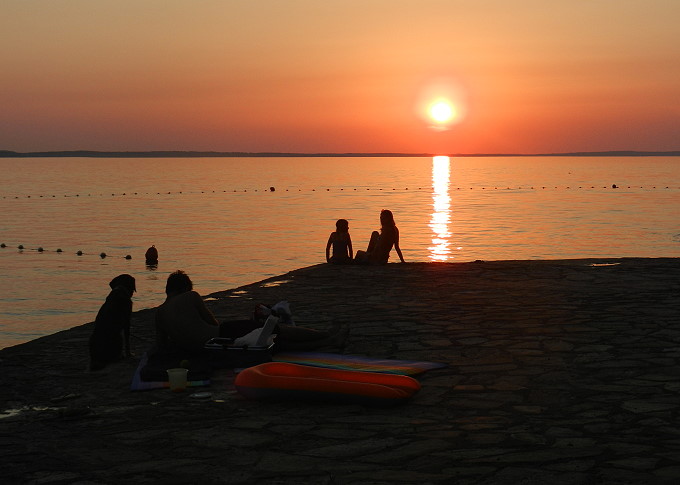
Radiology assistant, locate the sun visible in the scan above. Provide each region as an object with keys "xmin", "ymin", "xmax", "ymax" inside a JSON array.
[
  {"xmin": 415, "ymin": 78, "xmax": 467, "ymax": 130},
  {"xmin": 429, "ymin": 100, "xmax": 455, "ymax": 123}
]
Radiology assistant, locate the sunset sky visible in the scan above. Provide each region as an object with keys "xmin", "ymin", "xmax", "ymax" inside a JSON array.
[{"xmin": 2, "ymin": 0, "xmax": 679, "ymax": 154}]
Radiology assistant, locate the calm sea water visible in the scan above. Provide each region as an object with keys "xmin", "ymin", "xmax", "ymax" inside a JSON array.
[{"xmin": 1, "ymin": 156, "xmax": 679, "ymax": 349}]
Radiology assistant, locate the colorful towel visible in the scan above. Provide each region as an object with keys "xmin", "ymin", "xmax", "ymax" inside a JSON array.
[
  {"xmin": 130, "ymin": 353, "xmax": 210, "ymax": 391},
  {"xmin": 273, "ymin": 352, "xmax": 446, "ymax": 376}
]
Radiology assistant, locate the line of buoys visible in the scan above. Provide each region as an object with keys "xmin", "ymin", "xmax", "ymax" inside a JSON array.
[
  {"xmin": 2, "ymin": 185, "xmax": 677, "ymax": 199},
  {"xmin": 2, "ymin": 244, "xmax": 134, "ymax": 261}
]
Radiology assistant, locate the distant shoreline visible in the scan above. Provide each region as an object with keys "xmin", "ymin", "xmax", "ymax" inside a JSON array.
[{"xmin": 1, "ymin": 150, "xmax": 680, "ymax": 158}]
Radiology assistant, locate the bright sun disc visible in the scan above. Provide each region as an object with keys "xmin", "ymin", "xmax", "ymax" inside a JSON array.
[
  {"xmin": 429, "ymin": 100, "xmax": 455, "ymax": 123},
  {"xmin": 415, "ymin": 78, "xmax": 467, "ymax": 130}
]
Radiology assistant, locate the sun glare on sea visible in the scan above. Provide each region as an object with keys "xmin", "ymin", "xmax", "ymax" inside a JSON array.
[{"xmin": 428, "ymin": 155, "xmax": 452, "ymax": 261}]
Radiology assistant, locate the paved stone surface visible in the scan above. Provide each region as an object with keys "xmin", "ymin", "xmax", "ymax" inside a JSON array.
[{"xmin": 1, "ymin": 258, "xmax": 679, "ymax": 484}]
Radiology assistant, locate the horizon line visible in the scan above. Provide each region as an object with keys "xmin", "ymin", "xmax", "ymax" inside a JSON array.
[{"xmin": 1, "ymin": 149, "xmax": 680, "ymax": 158}]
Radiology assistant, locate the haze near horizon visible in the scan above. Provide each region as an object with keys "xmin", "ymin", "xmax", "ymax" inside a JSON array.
[{"xmin": 2, "ymin": 1, "xmax": 679, "ymax": 154}]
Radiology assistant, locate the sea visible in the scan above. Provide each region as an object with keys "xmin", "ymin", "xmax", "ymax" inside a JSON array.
[{"xmin": 1, "ymin": 155, "xmax": 679, "ymax": 349}]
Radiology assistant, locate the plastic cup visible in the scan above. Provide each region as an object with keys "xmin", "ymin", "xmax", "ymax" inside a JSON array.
[{"xmin": 166, "ymin": 368, "xmax": 188, "ymax": 392}]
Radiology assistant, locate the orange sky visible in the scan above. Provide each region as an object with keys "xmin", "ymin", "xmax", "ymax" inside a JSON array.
[{"xmin": 2, "ymin": 0, "xmax": 679, "ymax": 154}]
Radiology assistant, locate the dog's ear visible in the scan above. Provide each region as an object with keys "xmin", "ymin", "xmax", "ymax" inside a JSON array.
[
  {"xmin": 109, "ymin": 275, "xmax": 122, "ymax": 290},
  {"xmin": 110, "ymin": 274, "xmax": 136, "ymax": 293}
]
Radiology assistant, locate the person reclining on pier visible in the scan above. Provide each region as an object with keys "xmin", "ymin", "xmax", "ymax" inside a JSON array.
[{"xmin": 154, "ymin": 270, "xmax": 347, "ymax": 355}]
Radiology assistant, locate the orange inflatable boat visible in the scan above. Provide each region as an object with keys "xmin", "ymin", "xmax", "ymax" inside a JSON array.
[{"xmin": 234, "ymin": 362, "xmax": 421, "ymax": 406}]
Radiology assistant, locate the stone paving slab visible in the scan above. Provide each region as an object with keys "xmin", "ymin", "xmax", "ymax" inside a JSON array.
[{"xmin": 1, "ymin": 258, "xmax": 679, "ymax": 484}]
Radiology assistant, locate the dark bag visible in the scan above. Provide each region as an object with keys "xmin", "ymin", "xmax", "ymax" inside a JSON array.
[{"xmin": 204, "ymin": 338, "xmax": 274, "ymax": 369}]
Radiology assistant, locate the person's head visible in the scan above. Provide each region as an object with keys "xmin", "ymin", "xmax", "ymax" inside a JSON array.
[
  {"xmin": 335, "ymin": 218, "xmax": 349, "ymax": 233},
  {"xmin": 380, "ymin": 209, "xmax": 396, "ymax": 228},
  {"xmin": 165, "ymin": 270, "xmax": 193, "ymax": 296},
  {"xmin": 109, "ymin": 274, "xmax": 136, "ymax": 295}
]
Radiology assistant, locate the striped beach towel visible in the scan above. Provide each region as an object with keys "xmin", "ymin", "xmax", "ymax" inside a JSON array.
[
  {"xmin": 273, "ymin": 352, "xmax": 446, "ymax": 376},
  {"xmin": 130, "ymin": 352, "xmax": 210, "ymax": 391}
]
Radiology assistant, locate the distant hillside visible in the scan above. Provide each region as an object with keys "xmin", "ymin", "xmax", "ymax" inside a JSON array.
[
  {"xmin": 0, "ymin": 150, "xmax": 427, "ymax": 158},
  {"xmin": 1, "ymin": 150, "xmax": 679, "ymax": 158}
]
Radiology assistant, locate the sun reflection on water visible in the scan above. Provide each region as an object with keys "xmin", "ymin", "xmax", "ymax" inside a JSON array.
[{"xmin": 429, "ymin": 156, "xmax": 452, "ymax": 261}]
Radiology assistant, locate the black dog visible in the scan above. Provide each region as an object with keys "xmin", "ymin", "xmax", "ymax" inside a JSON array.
[{"xmin": 89, "ymin": 274, "xmax": 136, "ymax": 371}]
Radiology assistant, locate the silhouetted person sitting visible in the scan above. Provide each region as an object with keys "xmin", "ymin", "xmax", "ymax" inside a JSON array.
[
  {"xmin": 89, "ymin": 274, "xmax": 136, "ymax": 371},
  {"xmin": 326, "ymin": 218, "xmax": 354, "ymax": 264},
  {"xmin": 354, "ymin": 209, "xmax": 405, "ymax": 264}
]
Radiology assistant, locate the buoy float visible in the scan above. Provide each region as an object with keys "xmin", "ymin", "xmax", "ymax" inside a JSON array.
[
  {"xmin": 77, "ymin": 250, "xmax": 83, "ymax": 256},
  {"xmin": 100, "ymin": 252, "xmax": 107, "ymax": 259}
]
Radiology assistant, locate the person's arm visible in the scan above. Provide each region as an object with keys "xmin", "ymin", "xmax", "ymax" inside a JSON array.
[
  {"xmin": 347, "ymin": 234, "xmax": 354, "ymax": 259},
  {"xmin": 394, "ymin": 228, "xmax": 405, "ymax": 262},
  {"xmin": 325, "ymin": 233, "xmax": 334, "ymax": 262},
  {"xmin": 192, "ymin": 291, "xmax": 219, "ymax": 326}
]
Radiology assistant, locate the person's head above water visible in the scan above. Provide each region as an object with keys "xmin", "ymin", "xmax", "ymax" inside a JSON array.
[
  {"xmin": 335, "ymin": 218, "xmax": 349, "ymax": 233},
  {"xmin": 165, "ymin": 270, "xmax": 193, "ymax": 296}
]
